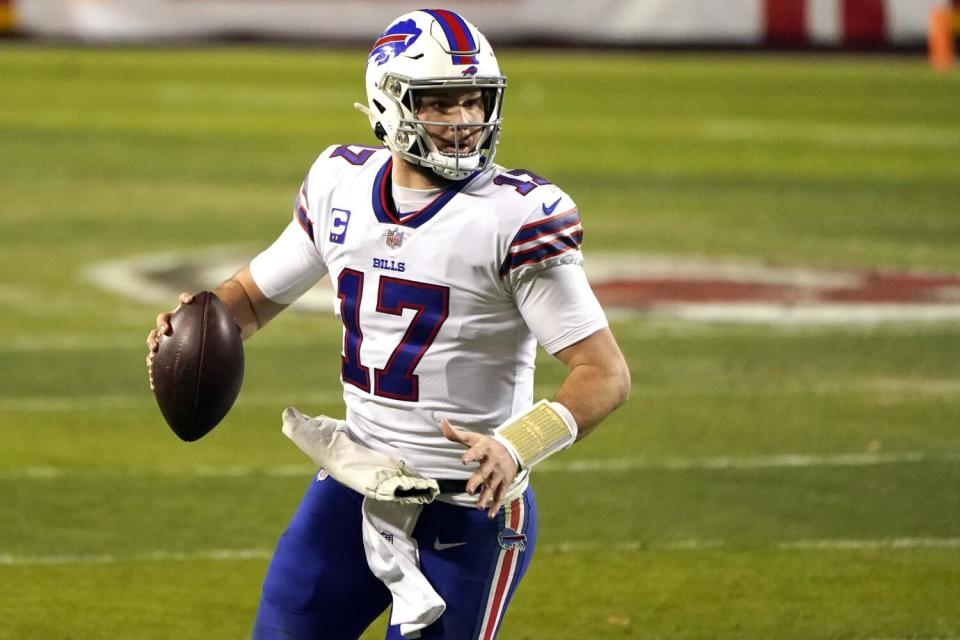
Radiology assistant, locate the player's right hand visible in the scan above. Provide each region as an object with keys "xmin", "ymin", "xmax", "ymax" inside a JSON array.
[
  {"xmin": 146, "ymin": 292, "xmax": 194, "ymax": 390},
  {"xmin": 440, "ymin": 418, "xmax": 518, "ymax": 519}
]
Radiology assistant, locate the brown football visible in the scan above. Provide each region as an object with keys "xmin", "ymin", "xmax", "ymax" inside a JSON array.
[{"xmin": 151, "ymin": 291, "xmax": 244, "ymax": 442}]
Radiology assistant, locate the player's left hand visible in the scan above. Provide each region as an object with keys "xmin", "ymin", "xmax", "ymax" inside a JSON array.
[
  {"xmin": 145, "ymin": 292, "xmax": 194, "ymax": 390},
  {"xmin": 440, "ymin": 419, "xmax": 518, "ymax": 519}
]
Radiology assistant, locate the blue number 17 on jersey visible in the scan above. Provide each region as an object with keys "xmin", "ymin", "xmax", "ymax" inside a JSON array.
[{"xmin": 337, "ymin": 270, "xmax": 449, "ymax": 402}]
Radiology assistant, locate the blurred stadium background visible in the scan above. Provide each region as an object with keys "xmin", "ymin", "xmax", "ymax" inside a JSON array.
[{"xmin": 2, "ymin": 1, "xmax": 960, "ymax": 638}]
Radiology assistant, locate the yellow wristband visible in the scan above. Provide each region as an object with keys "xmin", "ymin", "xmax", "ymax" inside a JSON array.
[{"xmin": 493, "ymin": 400, "xmax": 577, "ymax": 469}]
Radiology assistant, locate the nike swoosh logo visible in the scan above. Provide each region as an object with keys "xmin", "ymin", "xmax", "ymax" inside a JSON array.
[
  {"xmin": 434, "ymin": 538, "xmax": 467, "ymax": 551},
  {"xmin": 542, "ymin": 197, "xmax": 562, "ymax": 215}
]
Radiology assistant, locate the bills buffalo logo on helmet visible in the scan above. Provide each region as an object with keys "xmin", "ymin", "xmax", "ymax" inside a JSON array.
[{"xmin": 369, "ymin": 19, "xmax": 422, "ymax": 66}]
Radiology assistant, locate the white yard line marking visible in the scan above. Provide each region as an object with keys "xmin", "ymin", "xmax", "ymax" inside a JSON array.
[
  {"xmin": 0, "ymin": 549, "xmax": 274, "ymax": 566},
  {"xmin": 778, "ymin": 538, "xmax": 960, "ymax": 550},
  {"xmin": 2, "ymin": 319, "xmax": 958, "ymax": 356},
  {"xmin": 544, "ymin": 451, "xmax": 960, "ymax": 472},
  {"xmin": 662, "ymin": 303, "xmax": 960, "ymax": 325},
  {"xmin": 0, "ymin": 335, "xmax": 137, "ymax": 353},
  {"xmin": 2, "ymin": 451, "xmax": 958, "ymax": 481},
  {"xmin": 0, "ymin": 465, "xmax": 317, "ymax": 480},
  {"xmin": 0, "ymin": 392, "xmax": 345, "ymax": 412},
  {"xmin": 699, "ymin": 118, "xmax": 960, "ymax": 150},
  {"xmin": 540, "ymin": 540, "xmax": 725, "ymax": 553},
  {"xmin": 3, "ymin": 376, "xmax": 959, "ymax": 413},
  {"xmin": 0, "ymin": 333, "xmax": 332, "ymax": 353},
  {"xmin": 537, "ymin": 538, "xmax": 960, "ymax": 553},
  {"xmin": 3, "ymin": 537, "xmax": 960, "ymax": 567}
]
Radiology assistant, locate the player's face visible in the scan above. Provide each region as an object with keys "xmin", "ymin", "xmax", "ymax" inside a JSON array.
[{"xmin": 415, "ymin": 89, "xmax": 485, "ymax": 156}]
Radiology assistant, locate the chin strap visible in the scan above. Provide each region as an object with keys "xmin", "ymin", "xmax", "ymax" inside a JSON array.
[
  {"xmin": 354, "ymin": 102, "xmax": 375, "ymax": 119},
  {"xmin": 355, "ymin": 101, "xmax": 482, "ymax": 181},
  {"xmin": 355, "ymin": 102, "xmax": 393, "ymax": 148}
]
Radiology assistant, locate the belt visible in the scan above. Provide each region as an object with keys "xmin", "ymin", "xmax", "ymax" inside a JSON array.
[
  {"xmin": 437, "ymin": 478, "xmax": 469, "ymax": 494},
  {"xmin": 393, "ymin": 478, "xmax": 469, "ymax": 499}
]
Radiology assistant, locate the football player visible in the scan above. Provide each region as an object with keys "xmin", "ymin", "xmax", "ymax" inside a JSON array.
[{"xmin": 147, "ymin": 9, "xmax": 630, "ymax": 639}]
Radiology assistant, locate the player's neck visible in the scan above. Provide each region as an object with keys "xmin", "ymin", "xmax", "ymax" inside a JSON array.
[{"xmin": 392, "ymin": 154, "xmax": 451, "ymax": 190}]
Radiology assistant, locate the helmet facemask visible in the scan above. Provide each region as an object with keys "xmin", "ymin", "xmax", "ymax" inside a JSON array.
[{"xmin": 379, "ymin": 73, "xmax": 506, "ymax": 181}]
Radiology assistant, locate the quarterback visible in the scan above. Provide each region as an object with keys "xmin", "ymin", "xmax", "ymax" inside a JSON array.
[{"xmin": 147, "ymin": 9, "xmax": 630, "ymax": 640}]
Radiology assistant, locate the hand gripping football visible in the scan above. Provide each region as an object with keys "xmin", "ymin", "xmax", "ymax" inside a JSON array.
[{"xmin": 151, "ymin": 291, "xmax": 244, "ymax": 442}]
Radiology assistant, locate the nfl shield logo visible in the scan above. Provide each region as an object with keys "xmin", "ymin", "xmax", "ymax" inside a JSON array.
[{"xmin": 385, "ymin": 228, "xmax": 404, "ymax": 249}]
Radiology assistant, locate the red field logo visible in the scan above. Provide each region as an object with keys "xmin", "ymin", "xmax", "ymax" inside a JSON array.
[
  {"xmin": 586, "ymin": 255, "xmax": 960, "ymax": 325},
  {"xmin": 87, "ymin": 251, "xmax": 960, "ymax": 325}
]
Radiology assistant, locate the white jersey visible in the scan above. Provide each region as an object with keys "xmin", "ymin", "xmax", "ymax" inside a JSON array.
[{"xmin": 251, "ymin": 145, "xmax": 607, "ymax": 482}]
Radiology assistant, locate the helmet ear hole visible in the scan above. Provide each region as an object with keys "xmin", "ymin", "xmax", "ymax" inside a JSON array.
[{"xmin": 373, "ymin": 99, "xmax": 387, "ymax": 114}]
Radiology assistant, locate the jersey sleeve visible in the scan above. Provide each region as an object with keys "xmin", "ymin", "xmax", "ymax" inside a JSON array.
[
  {"xmin": 512, "ymin": 262, "xmax": 609, "ymax": 354},
  {"xmin": 500, "ymin": 188, "xmax": 607, "ymax": 354},
  {"xmin": 249, "ymin": 175, "xmax": 328, "ymax": 304},
  {"xmin": 499, "ymin": 191, "xmax": 583, "ymax": 282}
]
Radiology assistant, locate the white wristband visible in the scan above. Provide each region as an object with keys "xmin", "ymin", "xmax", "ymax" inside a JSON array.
[{"xmin": 493, "ymin": 400, "xmax": 578, "ymax": 470}]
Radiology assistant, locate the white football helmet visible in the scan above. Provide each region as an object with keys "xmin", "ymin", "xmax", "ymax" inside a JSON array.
[{"xmin": 355, "ymin": 10, "xmax": 506, "ymax": 181}]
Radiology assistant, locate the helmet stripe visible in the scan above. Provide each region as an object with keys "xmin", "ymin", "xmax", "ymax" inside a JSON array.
[{"xmin": 423, "ymin": 9, "xmax": 477, "ymax": 54}]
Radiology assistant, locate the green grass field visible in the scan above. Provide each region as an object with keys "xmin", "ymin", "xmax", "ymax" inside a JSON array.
[{"xmin": 2, "ymin": 46, "xmax": 960, "ymax": 639}]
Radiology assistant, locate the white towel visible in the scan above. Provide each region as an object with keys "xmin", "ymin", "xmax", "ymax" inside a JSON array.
[
  {"xmin": 361, "ymin": 498, "xmax": 446, "ymax": 637},
  {"xmin": 281, "ymin": 407, "xmax": 440, "ymax": 504}
]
